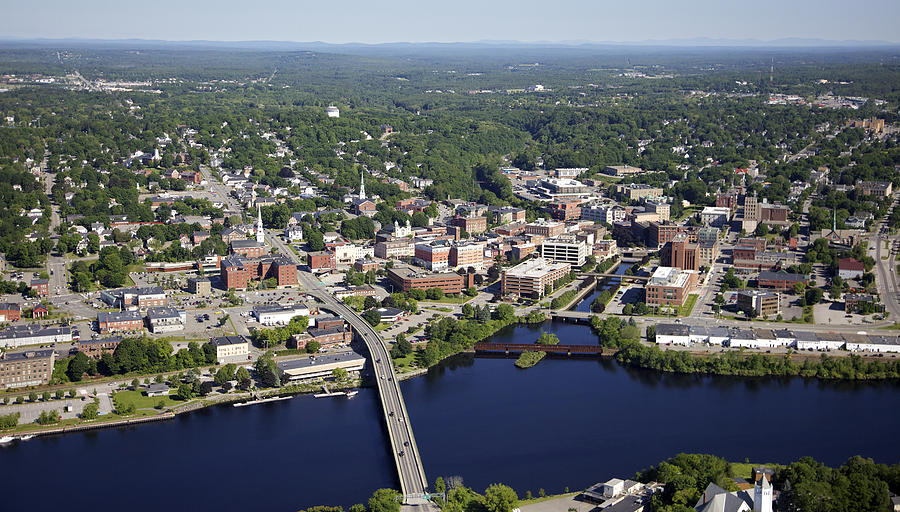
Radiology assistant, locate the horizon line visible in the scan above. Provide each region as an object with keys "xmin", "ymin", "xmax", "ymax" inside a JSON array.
[{"xmin": 1, "ymin": 36, "xmax": 899, "ymax": 48}]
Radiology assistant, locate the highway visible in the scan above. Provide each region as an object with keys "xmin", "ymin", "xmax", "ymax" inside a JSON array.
[{"xmin": 264, "ymin": 227, "xmax": 429, "ymax": 499}]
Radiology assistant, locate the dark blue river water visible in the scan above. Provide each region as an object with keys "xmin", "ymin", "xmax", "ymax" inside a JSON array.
[{"xmin": 2, "ymin": 321, "xmax": 899, "ymax": 511}]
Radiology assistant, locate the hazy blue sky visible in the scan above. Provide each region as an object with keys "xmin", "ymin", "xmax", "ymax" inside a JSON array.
[{"xmin": 4, "ymin": 0, "xmax": 898, "ymax": 44}]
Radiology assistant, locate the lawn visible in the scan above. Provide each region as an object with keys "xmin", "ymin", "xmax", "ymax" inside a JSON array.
[
  {"xmin": 729, "ymin": 461, "xmax": 783, "ymax": 480},
  {"xmin": 113, "ymin": 389, "xmax": 181, "ymax": 410},
  {"xmin": 518, "ymin": 491, "xmax": 579, "ymax": 506},
  {"xmin": 676, "ymin": 294, "xmax": 699, "ymax": 317},
  {"xmin": 391, "ymin": 352, "xmax": 420, "ymax": 372},
  {"xmin": 374, "ymin": 323, "xmax": 391, "ymax": 331}
]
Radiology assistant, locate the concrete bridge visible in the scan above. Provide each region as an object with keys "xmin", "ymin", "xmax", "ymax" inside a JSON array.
[{"xmin": 269, "ymin": 230, "xmax": 429, "ymax": 501}]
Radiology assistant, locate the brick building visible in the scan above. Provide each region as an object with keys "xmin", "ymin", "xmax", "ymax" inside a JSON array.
[
  {"xmin": 645, "ymin": 266, "xmax": 699, "ymax": 307},
  {"xmin": 307, "ymin": 251, "xmax": 337, "ymax": 272},
  {"xmin": 452, "ymin": 215, "xmax": 487, "ymax": 234},
  {"xmin": 387, "ymin": 265, "xmax": 473, "ymax": 294},
  {"xmin": 0, "ymin": 349, "xmax": 55, "ymax": 388},
  {"xmin": 78, "ymin": 337, "xmax": 123, "ymax": 358},
  {"xmin": 0, "ymin": 302, "xmax": 21, "ymax": 322},
  {"xmin": 758, "ymin": 270, "xmax": 807, "ymax": 291},
  {"xmin": 97, "ymin": 310, "xmax": 144, "ymax": 334},
  {"xmin": 30, "ymin": 279, "xmax": 50, "ymax": 297},
  {"xmin": 501, "ymin": 258, "xmax": 571, "ymax": 298}
]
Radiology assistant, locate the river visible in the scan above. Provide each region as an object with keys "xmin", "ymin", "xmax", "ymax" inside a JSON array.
[{"xmin": 2, "ymin": 321, "xmax": 899, "ymax": 511}]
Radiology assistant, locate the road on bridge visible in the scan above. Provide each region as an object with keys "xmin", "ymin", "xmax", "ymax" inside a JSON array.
[{"xmin": 265, "ymin": 228, "xmax": 429, "ymax": 499}]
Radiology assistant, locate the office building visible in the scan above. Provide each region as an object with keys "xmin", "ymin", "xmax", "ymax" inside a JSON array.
[
  {"xmin": 645, "ymin": 266, "xmax": 699, "ymax": 307},
  {"xmin": 0, "ymin": 349, "xmax": 55, "ymax": 388},
  {"xmin": 541, "ymin": 235, "xmax": 588, "ymax": 267},
  {"xmin": 501, "ymin": 258, "xmax": 571, "ymax": 298}
]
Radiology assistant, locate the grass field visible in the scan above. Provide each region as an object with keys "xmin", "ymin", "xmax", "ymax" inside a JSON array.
[
  {"xmin": 113, "ymin": 389, "xmax": 181, "ymax": 410},
  {"xmin": 677, "ymin": 294, "xmax": 699, "ymax": 317}
]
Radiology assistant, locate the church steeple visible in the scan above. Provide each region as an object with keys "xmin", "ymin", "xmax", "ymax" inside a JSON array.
[
  {"xmin": 359, "ymin": 170, "xmax": 366, "ymax": 200},
  {"xmin": 256, "ymin": 204, "xmax": 265, "ymax": 244}
]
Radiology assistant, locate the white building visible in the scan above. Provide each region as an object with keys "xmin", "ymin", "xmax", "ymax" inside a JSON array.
[
  {"xmin": 253, "ymin": 305, "xmax": 310, "ymax": 326},
  {"xmin": 540, "ymin": 235, "xmax": 588, "ymax": 266},
  {"xmin": 146, "ymin": 307, "xmax": 186, "ymax": 333},
  {"xmin": 285, "ymin": 225, "xmax": 304, "ymax": 242},
  {"xmin": 845, "ymin": 335, "xmax": 900, "ymax": 353},
  {"xmin": 655, "ymin": 323, "xmax": 691, "ymax": 346},
  {"xmin": 581, "ymin": 204, "xmax": 625, "ymax": 225},
  {"xmin": 210, "ymin": 336, "xmax": 250, "ymax": 363},
  {"xmin": 700, "ymin": 206, "xmax": 732, "ymax": 227},
  {"xmin": 325, "ymin": 106, "xmax": 340, "ymax": 118}
]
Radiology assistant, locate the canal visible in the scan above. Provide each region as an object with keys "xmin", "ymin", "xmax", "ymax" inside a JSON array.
[
  {"xmin": 573, "ymin": 262, "xmax": 630, "ymax": 313},
  {"xmin": 2, "ymin": 322, "xmax": 899, "ymax": 511}
]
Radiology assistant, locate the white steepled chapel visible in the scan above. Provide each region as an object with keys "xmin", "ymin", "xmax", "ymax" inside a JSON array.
[{"xmin": 256, "ymin": 204, "xmax": 265, "ymax": 244}]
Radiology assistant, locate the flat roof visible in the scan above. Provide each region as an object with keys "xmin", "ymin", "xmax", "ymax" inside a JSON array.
[
  {"xmin": 210, "ymin": 336, "xmax": 248, "ymax": 347},
  {"xmin": 504, "ymin": 257, "xmax": 570, "ymax": 278},
  {"xmin": 0, "ymin": 349, "xmax": 55, "ymax": 362},
  {"xmin": 277, "ymin": 351, "xmax": 365, "ymax": 372}
]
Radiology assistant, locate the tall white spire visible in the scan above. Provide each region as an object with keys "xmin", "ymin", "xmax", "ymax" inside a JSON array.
[
  {"xmin": 256, "ymin": 203, "xmax": 265, "ymax": 244},
  {"xmin": 359, "ymin": 169, "xmax": 366, "ymax": 200}
]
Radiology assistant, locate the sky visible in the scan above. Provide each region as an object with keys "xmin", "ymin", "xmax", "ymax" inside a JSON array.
[{"xmin": 3, "ymin": 0, "xmax": 899, "ymax": 44}]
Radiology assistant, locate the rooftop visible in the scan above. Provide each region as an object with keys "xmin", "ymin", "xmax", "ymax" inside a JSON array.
[{"xmin": 504, "ymin": 257, "xmax": 571, "ymax": 278}]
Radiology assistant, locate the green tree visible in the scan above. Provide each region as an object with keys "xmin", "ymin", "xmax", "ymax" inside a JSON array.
[
  {"xmin": 484, "ymin": 483, "xmax": 518, "ymax": 512},
  {"xmin": 367, "ymin": 488, "xmax": 401, "ymax": 512},
  {"xmin": 306, "ymin": 340, "xmax": 322, "ymax": 353},
  {"xmin": 362, "ymin": 309, "xmax": 381, "ymax": 327},
  {"xmin": 236, "ymin": 366, "xmax": 252, "ymax": 389},
  {"xmin": 81, "ymin": 401, "xmax": 99, "ymax": 420},
  {"xmin": 67, "ymin": 351, "xmax": 92, "ymax": 382}
]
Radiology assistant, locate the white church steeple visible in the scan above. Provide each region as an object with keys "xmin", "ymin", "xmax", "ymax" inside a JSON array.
[
  {"xmin": 359, "ymin": 170, "xmax": 366, "ymax": 200},
  {"xmin": 753, "ymin": 474, "xmax": 773, "ymax": 512},
  {"xmin": 256, "ymin": 204, "xmax": 265, "ymax": 244}
]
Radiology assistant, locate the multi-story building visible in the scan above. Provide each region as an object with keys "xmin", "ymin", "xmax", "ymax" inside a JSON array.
[
  {"xmin": 230, "ymin": 240, "xmax": 265, "ymax": 258},
  {"xmin": 645, "ymin": 266, "xmax": 699, "ymax": 307},
  {"xmin": 737, "ymin": 290, "xmax": 780, "ymax": 317},
  {"xmin": 374, "ymin": 238, "xmax": 414, "ymax": 259},
  {"xmin": 292, "ymin": 324, "xmax": 353, "ymax": 350},
  {"xmin": 387, "ymin": 265, "xmax": 473, "ymax": 294},
  {"xmin": 449, "ymin": 243, "xmax": 484, "ymax": 270},
  {"xmin": 700, "ymin": 206, "xmax": 731, "ymax": 227},
  {"xmin": 581, "ymin": 204, "xmax": 625, "ymax": 225},
  {"xmin": 78, "ymin": 337, "xmax": 122, "ymax": 358},
  {"xmin": 0, "ymin": 349, "xmax": 55, "ymax": 388},
  {"xmin": 0, "ymin": 325, "xmax": 72, "ymax": 349},
  {"xmin": 97, "ymin": 310, "xmax": 144, "ymax": 334},
  {"xmin": 661, "ymin": 234, "xmax": 699, "ymax": 271},
  {"xmin": 844, "ymin": 294, "xmax": 881, "ymax": 313},
  {"xmin": 222, "ymin": 255, "xmax": 299, "ymax": 290},
  {"xmin": 532, "ymin": 178, "xmax": 592, "ymax": 200},
  {"xmin": 414, "ymin": 241, "xmax": 452, "ymax": 271},
  {"xmin": 0, "ymin": 303, "xmax": 21, "ymax": 322},
  {"xmin": 488, "ymin": 206, "xmax": 526, "ymax": 225},
  {"xmin": 760, "ymin": 204, "xmax": 790, "ymax": 223},
  {"xmin": 603, "ymin": 165, "xmax": 644, "ymax": 177},
  {"xmin": 648, "ymin": 222, "xmax": 687, "ymax": 249},
  {"xmin": 697, "ymin": 241, "xmax": 719, "ymax": 268},
  {"xmin": 547, "ymin": 201, "xmax": 582, "ymax": 221},
  {"xmin": 615, "ymin": 184, "xmax": 664, "ymax": 201},
  {"xmin": 593, "ymin": 239, "xmax": 618, "ymax": 260},
  {"xmin": 30, "ymin": 279, "xmax": 50, "ymax": 297},
  {"xmin": 501, "ymin": 258, "xmax": 571, "ymax": 298},
  {"xmin": 524, "ymin": 219, "xmax": 566, "ymax": 238},
  {"xmin": 697, "ymin": 227, "xmax": 719, "ymax": 245},
  {"xmin": 540, "ymin": 235, "xmax": 588, "ymax": 267},
  {"xmin": 100, "ymin": 286, "xmax": 166, "ymax": 310},
  {"xmin": 354, "ymin": 259, "xmax": 379, "ymax": 273},
  {"xmin": 856, "ymin": 181, "xmax": 893, "ymax": 197},
  {"xmin": 187, "ymin": 277, "xmax": 211, "ymax": 295},
  {"xmin": 838, "ymin": 258, "xmax": 865, "ymax": 280},
  {"xmin": 645, "ymin": 201, "xmax": 670, "ymax": 222},
  {"xmin": 146, "ymin": 307, "xmax": 186, "ymax": 333},
  {"xmin": 210, "ymin": 336, "xmax": 250, "ymax": 363},
  {"xmin": 452, "ymin": 215, "xmax": 487, "ymax": 234}
]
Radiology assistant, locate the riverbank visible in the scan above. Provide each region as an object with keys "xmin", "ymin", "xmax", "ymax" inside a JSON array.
[{"xmin": 0, "ymin": 378, "xmax": 362, "ymax": 437}]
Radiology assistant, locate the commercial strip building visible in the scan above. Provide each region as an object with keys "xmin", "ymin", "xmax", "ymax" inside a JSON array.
[
  {"xmin": 0, "ymin": 349, "xmax": 55, "ymax": 388},
  {"xmin": 757, "ymin": 271, "xmax": 808, "ymax": 291},
  {"xmin": 387, "ymin": 265, "xmax": 474, "ymax": 294},
  {"xmin": 253, "ymin": 304, "xmax": 311, "ymax": 326},
  {"xmin": 700, "ymin": 206, "xmax": 731, "ymax": 227},
  {"xmin": 0, "ymin": 325, "xmax": 73, "ymax": 349},
  {"xmin": 501, "ymin": 258, "xmax": 571, "ymax": 298},
  {"xmin": 654, "ymin": 324, "xmax": 900, "ymax": 353},
  {"xmin": 210, "ymin": 336, "xmax": 250, "ymax": 363},
  {"xmin": 615, "ymin": 184, "xmax": 664, "ymax": 201},
  {"xmin": 645, "ymin": 266, "xmax": 699, "ymax": 307},
  {"xmin": 278, "ymin": 351, "xmax": 366, "ymax": 381}
]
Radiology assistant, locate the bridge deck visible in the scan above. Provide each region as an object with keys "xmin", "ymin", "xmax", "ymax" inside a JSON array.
[{"xmin": 474, "ymin": 342, "xmax": 603, "ymax": 354}]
